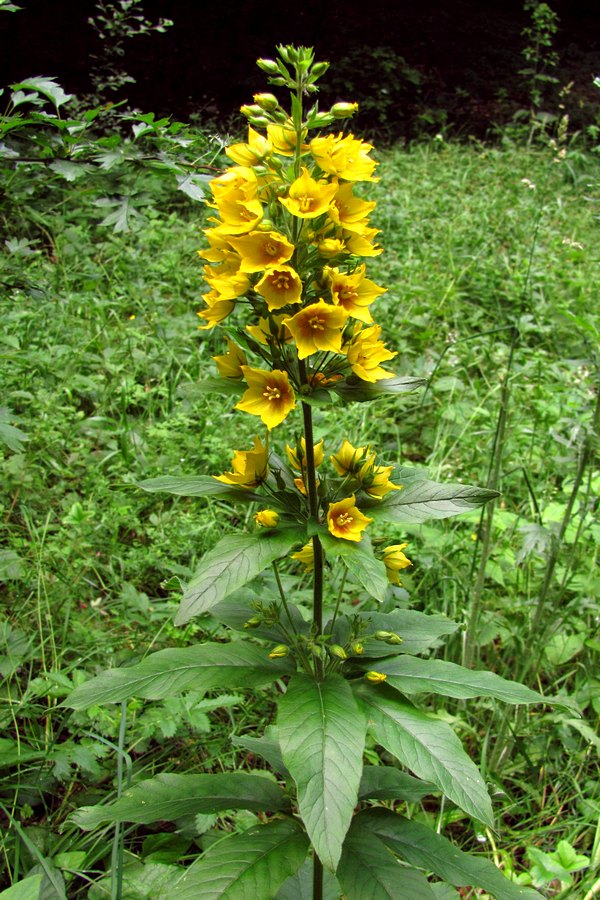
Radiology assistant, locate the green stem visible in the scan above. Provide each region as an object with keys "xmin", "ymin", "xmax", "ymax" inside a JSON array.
[{"xmin": 312, "ymin": 853, "xmax": 324, "ymax": 900}]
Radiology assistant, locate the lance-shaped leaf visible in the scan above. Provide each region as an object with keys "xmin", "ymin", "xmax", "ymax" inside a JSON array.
[
  {"xmin": 337, "ymin": 821, "xmax": 437, "ymax": 899},
  {"xmin": 363, "ymin": 656, "xmax": 545, "ymax": 704},
  {"xmin": 72, "ymin": 772, "xmax": 290, "ymax": 830},
  {"xmin": 358, "ymin": 766, "xmax": 436, "ymax": 803},
  {"xmin": 355, "ymin": 683, "xmax": 493, "ymax": 827},
  {"xmin": 356, "ymin": 610, "xmax": 459, "ymax": 657},
  {"xmin": 231, "ymin": 726, "xmax": 289, "ymax": 777},
  {"xmin": 211, "ymin": 592, "xmax": 309, "ymax": 643},
  {"xmin": 176, "ymin": 527, "xmax": 305, "ymax": 624},
  {"xmin": 276, "ymin": 859, "xmax": 341, "ymax": 900},
  {"xmin": 169, "ymin": 819, "xmax": 309, "ymax": 900},
  {"xmin": 137, "ymin": 474, "xmax": 262, "ymax": 503},
  {"xmin": 358, "ymin": 809, "xmax": 541, "ymax": 899},
  {"xmin": 365, "ymin": 466, "xmax": 498, "ymax": 525},
  {"xmin": 320, "ymin": 532, "xmax": 388, "ymax": 602},
  {"xmin": 277, "ymin": 674, "xmax": 366, "ymax": 872},
  {"xmin": 64, "ymin": 642, "xmax": 294, "ymax": 708},
  {"xmin": 334, "ymin": 375, "xmax": 426, "ymax": 403}
]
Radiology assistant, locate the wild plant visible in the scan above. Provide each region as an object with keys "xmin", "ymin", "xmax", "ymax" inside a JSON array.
[{"xmin": 61, "ymin": 46, "xmax": 554, "ymax": 898}]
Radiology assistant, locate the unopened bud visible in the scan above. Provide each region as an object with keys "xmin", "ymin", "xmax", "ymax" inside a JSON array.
[
  {"xmin": 240, "ymin": 104, "xmax": 263, "ymax": 118},
  {"xmin": 243, "ymin": 616, "xmax": 262, "ymax": 629},
  {"xmin": 350, "ymin": 641, "xmax": 364, "ymax": 655},
  {"xmin": 330, "ymin": 102, "xmax": 359, "ymax": 119},
  {"xmin": 329, "ymin": 644, "xmax": 348, "ymax": 660},
  {"xmin": 253, "ymin": 92, "xmax": 279, "ymax": 111},
  {"xmin": 374, "ymin": 630, "xmax": 394, "ymax": 641},
  {"xmin": 386, "ymin": 633, "xmax": 403, "ymax": 645},
  {"xmin": 365, "ymin": 671, "xmax": 387, "ymax": 684},
  {"xmin": 311, "ymin": 62, "xmax": 330, "ymax": 80},
  {"xmin": 268, "ymin": 644, "xmax": 289, "ymax": 659},
  {"xmin": 256, "ymin": 59, "xmax": 280, "ymax": 75}
]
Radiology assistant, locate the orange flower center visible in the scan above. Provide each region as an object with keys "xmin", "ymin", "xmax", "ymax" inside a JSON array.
[
  {"xmin": 273, "ymin": 274, "xmax": 291, "ymax": 289},
  {"xmin": 263, "ymin": 385, "xmax": 282, "ymax": 401},
  {"xmin": 298, "ymin": 196, "xmax": 313, "ymax": 212},
  {"xmin": 339, "ymin": 287, "xmax": 358, "ymax": 302},
  {"xmin": 336, "ymin": 512, "xmax": 353, "ymax": 527},
  {"xmin": 264, "ymin": 241, "xmax": 278, "ymax": 256},
  {"xmin": 309, "ymin": 315, "xmax": 325, "ymax": 331}
]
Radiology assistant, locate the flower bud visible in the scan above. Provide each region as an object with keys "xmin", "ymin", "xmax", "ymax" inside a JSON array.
[
  {"xmin": 386, "ymin": 633, "xmax": 403, "ymax": 645},
  {"xmin": 254, "ymin": 509, "xmax": 279, "ymax": 528},
  {"xmin": 243, "ymin": 616, "xmax": 262, "ymax": 629},
  {"xmin": 330, "ymin": 102, "xmax": 359, "ymax": 119},
  {"xmin": 318, "ymin": 238, "xmax": 345, "ymax": 259},
  {"xmin": 240, "ymin": 104, "xmax": 263, "ymax": 117},
  {"xmin": 268, "ymin": 644, "xmax": 289, "ymax": 659},
  {"xmin": 374, "ymin": 630, "xmax": 394, "ymax": 641},
  {"xmin": 329, "ymin": 644, "xmax": 348, "ymax": 660},
  {"xmin": 253, "ymin": 93, "xmax": 279, "ymax": 111},
  {"xmin": 350, "ymin": 641, "xmax": 364, "ymax": 655},
  {"xmin": 311, "ymin": 62, "xmax": 330, "ymax": 80},
  {"xmin": 365, "ymin": 671, "xmax": 388, "ymax": 684},
  {"xmin": 256, "ymin": 58, "xmax": 280, "ymax": 75}
]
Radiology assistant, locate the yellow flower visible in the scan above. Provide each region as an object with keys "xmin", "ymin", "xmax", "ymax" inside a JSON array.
[
  {"xmin": 310, "ymin": 133, "xmax": 379, "ymax": 182},
  {"xmin": 246, "ymin": 315, "xmax": 292, "ymax": 346},
  {"xmin": 329, "ymin": 183, "xmax": 376, "ymax": 233},
  {"xmin": 203, "ymin": 265, "xmax": 250, "ymax": 300},
  {"xmin": 226, "ymin": 126, "xmax": 271, "ymax": 166},
  {"xmin": 283, "ymin": 300, "xmax": 349, "ymax": 360},
  {"xmin": 267, "ymin": 122, "xmax": 304, "ymax": 156},
  {"xmin": 209, "ymin": 166, "xmax": 258, "ymax": 202},
  {"xmin": 325, "ymin": 264, "xmax": 386, "ymax": 323},
  {"xmin": 291, "ymin": 540, "xmax": 314, "ymax": 571},
  {"xmin": 346, "ymin": 324, "xmax": 396, "ymax": 382},
  {"xmin": 256, "ymin": 265, "xmax": 303, "ymax": 311},
  {"xmin": 213, "ymin": 338, "xmax": 247, "ymax": 379},
  {"xmin": 330, "ymin": 439, "xmax": 368, "ymax": 476},
  {"xmin": 382, "ymin": 543, "xmax": 412, "ymax": 584},
  {"xmin": 358, "ymin": 455, "xmax": 402, "ymax": 499},
  {"xmin": 279, "ymin": 168, "xmax": 338, "ymax": 219},
  {"xmin": 344, "ymin": 227, "xmax": 383, "ymax": 257},
  {"xmin": 196, "ymin": 294, "xmax": 235, "ymax": 330},
  {"xmin": 317, "ymin": 238, "xmax": 347, "ymax": 259},
  {"xmin": 365, "ymin": 671, "xmax": 387, "ymax": 684},
  {"xmin": 327, "ymin": 495, "xmax": 373, "ymax": 542},
  {"xmin": 210, "ymin": 196, "xmax": 263, "ymax": 235},
  {"xmin": 236, "ymin": 366, "xmax": 296, "ymax": 430},
  {"xmin": 198, "ymin": 230, "xmax": 234, "ymax": 263},
  {"xmin": 286, "ymin": 437, "xmax": 324, "ymax": 472},
  {"xmin": 214, "ymin": 435, "xmax": 269, "ymax": 488},
  {"xmin": 255, "ymin": 509, "xmax": 280, "ymax": 527},
  {"xmin": 229, "ymin": 230, "xmax": 294, "ymax": 273}
]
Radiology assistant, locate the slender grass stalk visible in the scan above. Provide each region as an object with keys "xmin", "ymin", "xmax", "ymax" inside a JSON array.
[{"xmin": 111, "ymin": 701, "xmax": 128, "ymax": 900}]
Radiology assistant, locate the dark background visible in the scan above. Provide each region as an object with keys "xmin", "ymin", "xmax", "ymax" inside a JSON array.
[{"xmin": 2, "ymin": 0, "xmax": 599, "ymax": 138}]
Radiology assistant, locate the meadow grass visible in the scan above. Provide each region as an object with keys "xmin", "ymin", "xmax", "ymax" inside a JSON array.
[{"xmin": 1, "ymin": 137, "xmax": 598, "ymax": 895}]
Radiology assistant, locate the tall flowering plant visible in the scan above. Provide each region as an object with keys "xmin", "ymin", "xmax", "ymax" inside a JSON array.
[{"xmin": 67, "ymin": 48, "xmax": 545, "ymax": 899}]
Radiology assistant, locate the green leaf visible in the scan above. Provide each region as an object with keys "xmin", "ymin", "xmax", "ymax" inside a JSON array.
[
  {"xmin": 362, "ymin": 656, "xmax": 545, "ymax": 704},
  {"xmin": 359, "ymin": 810, "xmax": 540, "ymax": 899},
  {"xmin": 64, "ymin": 642, "xmax": 294, "ymax": 708},
  {"xmin": 189, "ymin": 376, "xmax": 246, "ymax": 397},
  {"xmin": 337, "ymin": 822, "xmax": 437, "ymax": 899},
  {"xmin": 334, "ymin": 375, "xmax": 426, "ymax": 402},
  {"xmin": 276, "ymin": 859, "xmax": 341, "ymax": 899},
  {"xmin": 355, "ymin": 683, "xmax": 493, "ymax": 826},
  {"xmin": 366, "ymin": 467, "xmax": 498, "ymax": 525},
  {"xmin": 0, "ymin": 422, "xmax": 29, "ymax": 452},
  {"xmin": 320, "ymin": 533, "xmax": 388, "ymax": 602},
  {"xmin": 211, "ymin": 591, "xmax": 309, "ymax": 643},
  {"xmin": 137, "ymin": 474, "xmax": 262, "ymax": 503},
  {"xmin": 10, "ymin": 76, "xmax": 73, "ymax": 107},
  {"xmin": 358, "ymin": 765, "xmax": 436, "ymax": 803},
  {"xmin": 176, "ymin": 527, "xmax": 304, "ymax": 624},
  {"xmin": 49, "ymin": 159, "xmax": 86, "ymax": 182},
  {"xmin": 278, "ymin": 674, "xmax": 365, "ymax": 872},
  {"xmin": 167, "ymin": 819, "xmax": 309, "ymax": 899},
  {"xmin": 231, "ymin": 725, "xmax": 289, "ymax": 777},
  {"xmin": 357, "ymin": 610, "xmax": 459, "ymax": 657},
  {"xmin": 0, "ymin": 875, "xmax": 43, "ymax": 900},
  {"xmin": 72, "ymin": 772, "xmax": 290, "ymax": 829}
]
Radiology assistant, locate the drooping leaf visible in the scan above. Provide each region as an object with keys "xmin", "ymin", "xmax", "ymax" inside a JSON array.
[
  {"xmin": 10, "ymin": 76, "xmax": 73, "ymax": 107},
  {"xmin": 137, "ymin": 474, "xmax": 262, "ymax": 503},
  {"xmin": 356, "ymin": 610, "xmax": 459, "ymax": 657},
  {"xmin": 358, "ymin": 765, "xmax": 436, "ymax": 803},
  {"xmin": 337, "ymin": 822, "xmax": 437, "ymax": 899},
  {"xmin": 176, "ymin": 527, "xmax": 305, "ymax": 624},
  {"xmin": 360, "ymin": 656, "xmax": 545, "ymax": 704},
  {"xmin": 166, "ymin": 819, "xmax": 309, "ymax": 900},
  {"xmin": 64, "ymin": 642, "xmax": 294, "ymax": 708},
  {"xmin": 358, "ymin": 810, "xmax": 541, "ymax": 899},
  {"xmin": 365, "ymin": 467, "xmax": 498, "ymax": 525},
  {"xmin": 355, "ymin": 683, "xmax": 493, "ymax": 826},
  {"xmin": 231, "ymin": 725, "xmax": 289, "ymax": 777},
  {"xmin": 277, "ymin": 674, "xmax": 366, "ymax": 872},
  {"xmin": 334, "ymin": 375, "xmax": 426, "ymax": 403},
  {"xmin": 72, "ymin": 772, "xmax": 290, "ymax": 830},
  {"xmin": 320, "ymin": 532, "xmax": 388, "ymax": 602}
]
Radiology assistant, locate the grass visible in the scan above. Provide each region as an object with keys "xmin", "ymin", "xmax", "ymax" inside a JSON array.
[{"xmin": 1, "ymin": 134, "xmax": 599, "ymax": 896}]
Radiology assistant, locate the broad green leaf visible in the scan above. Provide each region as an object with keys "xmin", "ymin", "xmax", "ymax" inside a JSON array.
[
  {"xmin": 338, "ymin": 822, "xmax": 436, "ymax": 899},
  {"xmin": 10, "ymin": 76, "xmax": 73, "ymax": 107},
  {"xmin": 0, "ymin": 876, "xmax": 43, "ymax": 900},
  {"xmin": 0, "ymin": 421, "xmax": 29, "ymax": 452},
  {"xmin": 49, "ymin": 159, "xmax": 86, "ymax": 182},
  {"xmin": 362, "ymin": 656, "xmax": 545, "ymax": 704},
  {"xmin": 64, "ymin": 642, "xmax": 294, "ymax": 708},
  {"xmin": 321, "ymin": 533, "xmax": 388, "ymax": 602},
  {"xmin": 176, "ymin": 527, "xmax": 304, "ymax": 624},
  {"xmin": 191, "ymin": 376, "xmax": 246, "ymax": 397},
  {"xmin": 210, "ymin": 591, "xmax": 309, "ymax": 643},
  {"xmin": 72, "ymin": 772, "xmax": 289, "ymax": 830},
  {"xmin": 276, "ymin": 859, "xmax": 341, "ymax": 900},
  {"xmin": 358, "ymin": 810, "xmax": 540, "ymax": 899},
  {"xmin": 89, "ymin": 861, "xmax": 183, "ymax": 900},
  {"xmin": 137, "ymin": 474, "xmax": 261, "ymax": 503},
  {"xmin": 277, "ymin": 674, "xmax": 365, "ymax": 872},
  {"xmin": 365, "ymin": 467, "xmax": 498, "ymax": 525},
  {"xmin": 355, "ymin": 683, "xmax": 493, "ymax": 826},
  {"xmin": 231, "ymin": 726, "xmax": 289, "ymax": 777},
  {"xmin": 356, "ymin": 610, "xmax": 459, "ymax": 657},
  {"xmin": 167, "ymin": 819, "xmax": 309, "ymax": 899},
  {"xmin": 334, "ymin": 375, "xmax": 426, "ymax": 402},
  {"xmin": 358, "ymin": 765, "xmax": 436, "ymax": 802}
]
